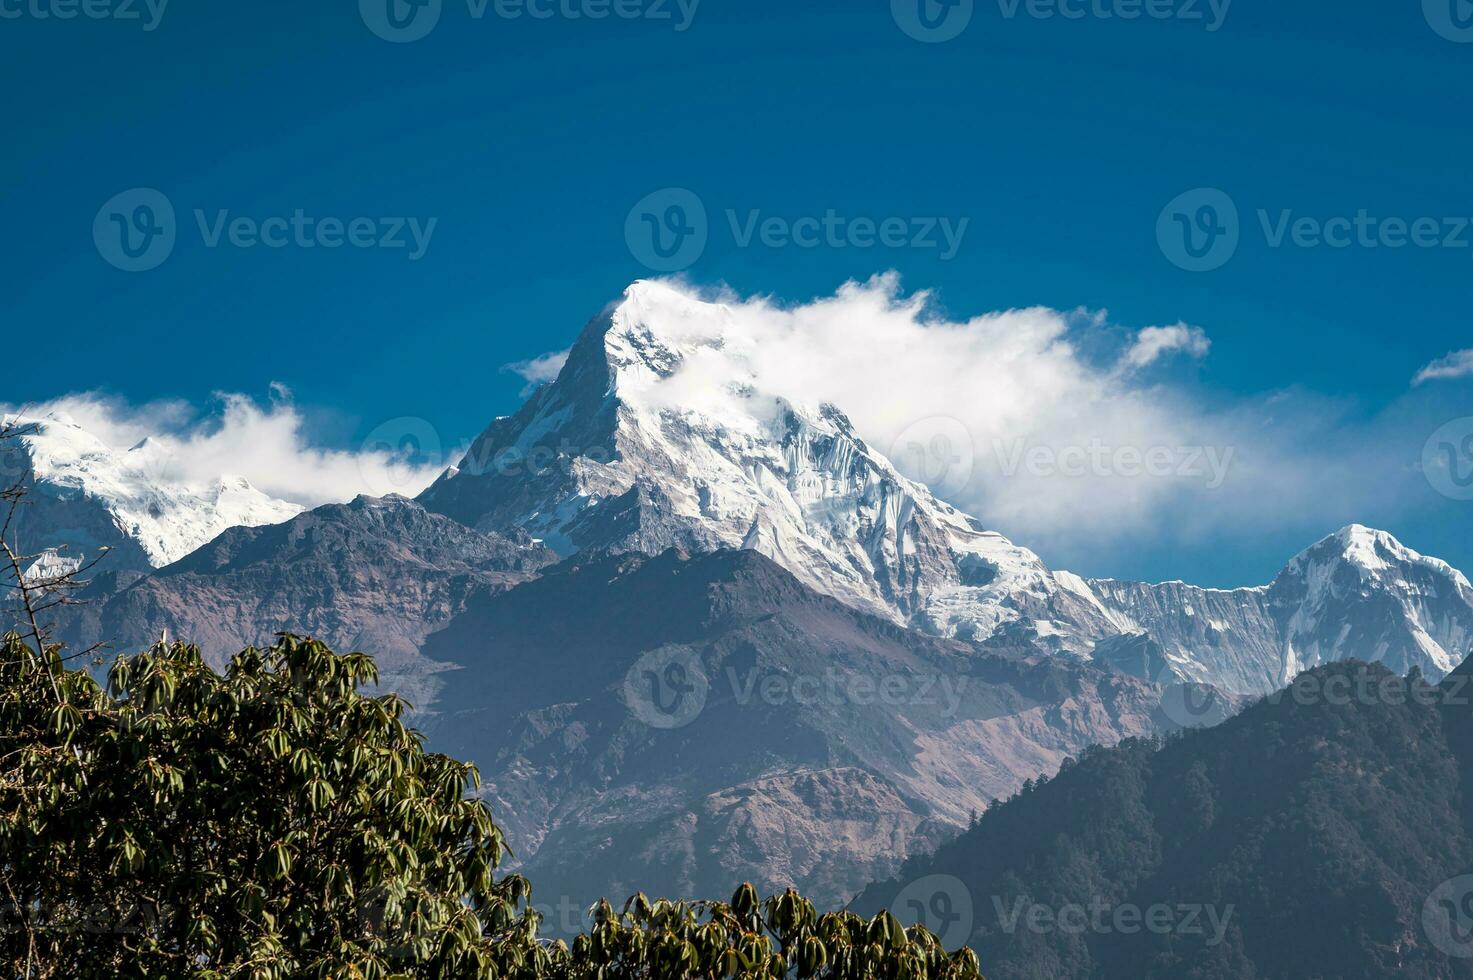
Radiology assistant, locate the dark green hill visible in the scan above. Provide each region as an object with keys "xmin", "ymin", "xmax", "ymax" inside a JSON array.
[{"xmin": 853, "ymin": 658, "xmax": 1473, "ymax": 979}]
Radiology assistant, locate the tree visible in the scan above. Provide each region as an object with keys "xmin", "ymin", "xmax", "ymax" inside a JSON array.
[
  {"xmin": 0, "ymin": 632, "xmax": 557, "ymax": 978},
  {"xmin": 571, "ymin": 884, "xmax": 982, "ymax": 979}
]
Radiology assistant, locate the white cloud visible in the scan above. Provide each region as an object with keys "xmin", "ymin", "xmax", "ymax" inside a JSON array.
[
  {"xmin": 1413, "ymin": 349, "xmax": 1473, "ymax": 386},
  {"xmin": 1121, "ymin": 323, "xmax": 1211, "ymax": 370},
  {"xmin": 504, "ymin": 349, "xmax": 570, "ymax": 394},
  {"xmin": 631, "ymin": 276, "xmax": 1432, "ymax": 568},
  {"xmin": 3, "ymin": 391, "xmax": 446, "ymax": 507}
]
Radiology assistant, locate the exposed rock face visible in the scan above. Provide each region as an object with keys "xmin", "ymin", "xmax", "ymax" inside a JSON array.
[
  {"xmin": 61, "ymin": 495, "xmax": 555, "ymax": 699},
  {"xmin": 415, "ymin": 547, "xmax": 1171, "ymax": 921}
]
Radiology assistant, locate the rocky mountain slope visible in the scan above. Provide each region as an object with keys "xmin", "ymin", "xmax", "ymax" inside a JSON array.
[
  {"xmin": 1, "ymin": 414, "xmax": 300, "ymax": 571},
  {"xmin": 414, "ymin": 546, "xmax": 1181, "ymax": 922},
  {"xmin": 852, "ymin": 657, "xmax": 1473, "ymax": 979},
  {"xmin": 59, "ymin": 495, "xmax": 554, "ymax": 700}
]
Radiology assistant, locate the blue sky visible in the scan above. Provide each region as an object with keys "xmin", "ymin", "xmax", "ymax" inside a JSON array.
[{"xmin": 2, "ymin": 0, "xmax": 1470, "ymax": 585}]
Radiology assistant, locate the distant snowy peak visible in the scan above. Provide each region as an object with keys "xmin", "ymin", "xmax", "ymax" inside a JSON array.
[
  {"xmin": 1284, "ymin": 523, "xmax": 1472, "ymax": 593},
  {"xmin": 3, "ymin": 414, "xmax": 301, "ymax": 569},
  {"xmin": 420, "ymin": 281, "xmax": 1116, "ymax": 647},
  {"xmin": 1270, "ymin": 523, "xmax": 1473, "ymax": 679},
  {"xmin": 1084, "ymin": 524, "xmax": 1473, "ymax": 692}
]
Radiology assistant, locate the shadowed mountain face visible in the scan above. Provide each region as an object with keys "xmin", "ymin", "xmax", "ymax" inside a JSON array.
[
  {"xmin": 415, "ymin": 546, "xmax": 1176, "ymax": 923},
  {"xmin": 851, "ymin": 658, "xmax": 1473, "ymax": 979},
  {"xmin": 60, "ymin": 495, "xmax": 554, "ymax": 699}
]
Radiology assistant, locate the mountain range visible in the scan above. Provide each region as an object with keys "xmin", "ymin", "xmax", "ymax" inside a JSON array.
[{"xmin": 13, "ymin": 280, "xmax": 1473, "ymax": 921}]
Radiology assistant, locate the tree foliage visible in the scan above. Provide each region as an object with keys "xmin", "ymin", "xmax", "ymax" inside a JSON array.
[{"xmin": 0, "ymin": 632, "xmax": 981, "ymax": 979}]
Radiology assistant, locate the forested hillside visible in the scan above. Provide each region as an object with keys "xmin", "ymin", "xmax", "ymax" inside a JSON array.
[{"xmin": 853, "ymin": 659, "xmax": 1473, "ymax": 979}]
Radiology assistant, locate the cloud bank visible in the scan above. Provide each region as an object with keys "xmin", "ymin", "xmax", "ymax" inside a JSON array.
[
  {"xmin": 612, "ymin": 276, "xmax": 1447, "ymax": 567},
  {"xmin": 504, "ymin": 349, "xmax": 571, "ymax": 394},
  {"xmin": 1414, "ymin": 349, "xmax": 1473, "ymax": 386},
  {"xmin": 9, "ymin": 276, "xmax": 1459, "ymax": 577},
  {"xmin": 3, "ymin": 391, "xmax": 446, "ymax": 507}
]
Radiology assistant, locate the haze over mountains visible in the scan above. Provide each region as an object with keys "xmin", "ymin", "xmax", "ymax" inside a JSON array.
[{"xmin": 11, "ymin": 280, "xmax": 1473, "ymax": 918}]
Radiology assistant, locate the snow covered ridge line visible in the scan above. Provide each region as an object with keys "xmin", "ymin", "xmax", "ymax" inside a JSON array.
[{"xmin": 2, "ymin": 413, "xmax": 301, "ymax": 569}]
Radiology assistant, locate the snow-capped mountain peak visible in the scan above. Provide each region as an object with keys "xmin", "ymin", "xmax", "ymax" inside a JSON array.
[
  {"xmin": 2, "ymin": 414, "xmax": 302, "ymax": 569},
  {"xmin": 1290, "ymin": 523, "xmax": 1473, "ymax": 592},
  {"xmin": 420, "ymin": 282, "xmax": 1119, "ymax": 647},
  {"xmin": 421, "ymin": 283, "xmax": 1473, "ymax": 693},
  {"xmin": 1085, "ymin": 524, "xmax": 1473, "ymax": 692}
]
